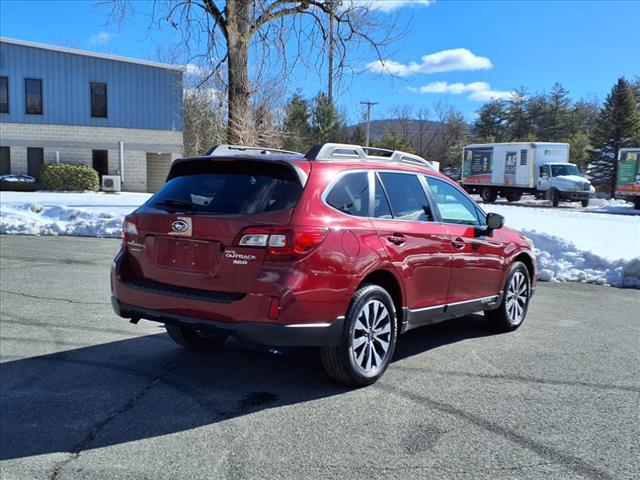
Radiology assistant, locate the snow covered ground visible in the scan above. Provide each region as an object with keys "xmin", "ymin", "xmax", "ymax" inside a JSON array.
[
  {"xmin": 1, "ymin": 191, "xmax": 639, "ymax": 288},
  {"xmin": 0, "ymin": 191, "xmax": 151, "ymax": 238}
]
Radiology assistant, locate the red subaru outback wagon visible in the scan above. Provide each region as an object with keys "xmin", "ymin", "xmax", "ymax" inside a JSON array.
[{"xmin": 112, "ymin": 143, "xmax": 536, "ymax": 385}]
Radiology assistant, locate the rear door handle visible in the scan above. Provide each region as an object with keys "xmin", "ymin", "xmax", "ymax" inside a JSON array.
[
  {"xmin": 387, "ymin": 233, "xmax": 406, "ymax": 245},
  {"xmin": 452, "ymin": 237, "xmax": 466, "ymax": 249}
]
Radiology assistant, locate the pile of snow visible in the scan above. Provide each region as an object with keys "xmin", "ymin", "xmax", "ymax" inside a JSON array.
[
  {"xmin": 1, "ymin": 191, "xmax": 639, "ymax": 288},
  {"xmin": 524, "ymin": 231, "xmax": 640, "ymax": 288},
  {"xmin": 0, "ymin": 191, "xmax": 151, "ymax": 238}
]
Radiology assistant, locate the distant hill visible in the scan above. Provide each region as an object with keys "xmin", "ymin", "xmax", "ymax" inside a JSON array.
[{"xmin": 348, "ymin": 119, "xmax": 441, "ymax": 141}]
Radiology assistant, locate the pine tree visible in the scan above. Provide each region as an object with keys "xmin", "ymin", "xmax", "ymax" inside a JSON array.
[
  {"xmin": 543, "ymin": 82, "xmax": 572, "ymax": 141},
  {"xmin": 506, "ymin": 87, "xmax": 529, "ymax": 140},
  {"xmin": 350, "ymin": 124, "xmax": 367, "ymax": 145},
  {"xmin": 474, "ymin": 100, "xmax": 507, "ymax": 141},
  {"xmin": 587, "ymin": 77, "xmax": 640, "ymax": 196},
  {"xmin": 282, "ymin": 93, "xmax": 312, "ymax": 152},
  {"xmin": 310, "ymin": 92, "xmax": 345, "ymax": 144}
]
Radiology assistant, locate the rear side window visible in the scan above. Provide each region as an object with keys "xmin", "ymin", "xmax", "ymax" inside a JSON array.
[
  {"xmin": 425, "ymin": 176, "xmax": 481, "ymax": 226},
  {"xmin": 326, "ymin": 172, "xmax": 370, "ymax": 217},
  {"xmin": 378, "ymin": 172, "xmax": 431, "ymax": 221},
  {"xmin": 152, "ymin": 161, "xmax": 302, "ymax": 214}
]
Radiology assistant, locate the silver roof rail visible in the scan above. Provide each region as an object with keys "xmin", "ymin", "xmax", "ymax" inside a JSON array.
[
  {"xmin": 204, "ymin": 144, "xmax": 302, "ymax": 157},
  {"xmin": 305, "ymin": 143, "xmax": 439, "ymax": 172}
]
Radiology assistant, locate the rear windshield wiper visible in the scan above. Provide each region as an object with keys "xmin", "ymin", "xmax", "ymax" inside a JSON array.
[{"xmin": 154, "ymin": 199, "xmax": 198, "ymax": 211}]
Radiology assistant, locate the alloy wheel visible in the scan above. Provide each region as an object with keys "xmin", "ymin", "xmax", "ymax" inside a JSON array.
[
  {"xmin": 506, "ymin": 271, "xmax": 528, "ymax": 325},
  {"xmin": 350, "ymin": 299, "xmax": 392, "ymax": 374}
]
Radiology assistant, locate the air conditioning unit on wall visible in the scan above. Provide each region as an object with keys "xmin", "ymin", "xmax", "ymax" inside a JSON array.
[{"xmin": 102, "ymin": 175, "xmax": 122, "ymax": 192}]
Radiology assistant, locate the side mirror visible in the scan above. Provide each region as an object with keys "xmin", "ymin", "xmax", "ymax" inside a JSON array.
[{"xmin": 486, "ymin": 212, "xmax": 505, "ymax": 230}]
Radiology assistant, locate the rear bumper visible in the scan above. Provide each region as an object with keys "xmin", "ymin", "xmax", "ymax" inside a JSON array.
[{"xmin": 112, "ymin": 297, "xmax": 345, "ymax": 347}]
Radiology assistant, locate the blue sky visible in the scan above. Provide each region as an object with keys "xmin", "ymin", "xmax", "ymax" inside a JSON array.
[{"xmin": 1, "ymin": 0, "xmax": 639, "ymax": 122}]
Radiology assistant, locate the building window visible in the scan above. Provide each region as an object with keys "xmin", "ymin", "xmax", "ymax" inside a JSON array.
[
  {"xmin": 25, "ymin": 78, "xmax": 42, "ymax": 114},
  {"xmin": 91, "ymin": 82, "xmax": 107, "ymax": 118},
  {"xmin": 0, "ymin": 147, "xmax": 10, "ymax": 174},
  {"xmin": 0, "ymin": 77, "xmax": 8, "ymax": 113}
]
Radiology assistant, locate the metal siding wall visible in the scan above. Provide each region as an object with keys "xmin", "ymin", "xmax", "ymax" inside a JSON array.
[{"xmin": 0, "ymin": 42, "xmax": 183, "ymax": 131}]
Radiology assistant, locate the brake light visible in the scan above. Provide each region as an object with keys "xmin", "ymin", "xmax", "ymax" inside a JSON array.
[
  {"xmin": 122, "ymin": 216, "xmax": 138, "ymax": 244},
  {"xmin": 237, "ymin": 226, "xmax": 328, "ymax": 259}
]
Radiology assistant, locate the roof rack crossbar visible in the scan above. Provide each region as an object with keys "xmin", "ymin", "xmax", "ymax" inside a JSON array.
[
  {"xmin": 305, "ymin": 143, "xmax": 439, "ymax": 172},
  {"xmin": 204, "ymin": 144, "xmax": 302, "ymax": 157}
]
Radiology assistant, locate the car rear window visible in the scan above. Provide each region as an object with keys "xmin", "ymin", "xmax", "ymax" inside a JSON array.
[{"xmin": 152, "ymin": 161, "xmax": 303, "ymax": 214}]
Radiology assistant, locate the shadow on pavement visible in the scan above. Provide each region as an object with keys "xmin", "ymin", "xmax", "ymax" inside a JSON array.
[{"xmin": 0, "ymin": 314, "xmax": 496, "ymax": 460}]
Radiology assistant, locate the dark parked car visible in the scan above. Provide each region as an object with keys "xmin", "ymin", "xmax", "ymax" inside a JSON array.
[{"xmin": 111, "ymin": 144, "xmax": 536, "ymax": 385}]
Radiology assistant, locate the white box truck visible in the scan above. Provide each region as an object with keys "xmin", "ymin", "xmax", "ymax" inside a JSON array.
[{"xmin": 461, "ymin": 142, "xmax": 595, "ymax": 207}]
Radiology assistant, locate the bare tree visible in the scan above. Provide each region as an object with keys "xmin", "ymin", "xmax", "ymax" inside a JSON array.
[{"xmin": 102, "ymin": 1, "xmax": 401, "ymax": 145}]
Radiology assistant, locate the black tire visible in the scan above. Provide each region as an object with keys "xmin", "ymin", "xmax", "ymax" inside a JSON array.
[
  {"xmin": 321, "ymin": 284, "xmax": 398, "ymax": 386},
  {"xmin": 166, "ymin": 324, "xmax": 228, "ymax": 351},
  {"xmin": 547, "ymin": 188, "xmax": 560, "ymax": 207},
  {"xmin": 481, "ymin": 187, "xmax": 498, "ymax": 203},
  {"xmin": 485, "ymin": 261, "xmax": 531, "ymax": 332},
  {"xmin": 634, "ymin": 197, "xmax": 640, "ymax": 210},
  {"xmin": 581, "ymin": 199, "xmax": 590, "ymax": 208},
  {"xmin": 506, "ymin": 192, "xmax": 523, "ymax": 202}
]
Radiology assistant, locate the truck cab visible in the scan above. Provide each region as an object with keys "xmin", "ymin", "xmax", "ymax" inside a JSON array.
[{"xmin": 536, "ymin": 162, "xmax": 595, "ymax": 207}]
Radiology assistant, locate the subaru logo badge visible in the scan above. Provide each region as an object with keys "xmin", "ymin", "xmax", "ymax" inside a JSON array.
[{"xmin": 171, "ymin": 220, "xmax": 189, "ymax": 233}]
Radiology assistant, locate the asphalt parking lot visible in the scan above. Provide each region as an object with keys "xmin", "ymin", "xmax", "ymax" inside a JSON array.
[{"xmin": 0, "ymin": 235, "xmax": 638, "ymax": 480}]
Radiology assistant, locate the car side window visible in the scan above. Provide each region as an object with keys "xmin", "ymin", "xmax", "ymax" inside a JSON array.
[
  {"xmin": 373, "ymin": 176, "xmax": 392, "ymax": 219},
  {"xmin": 425, "ymin": 176, "xmax": 481, "ymax": 226},
  {"xmin": 326, "ymin": 172, "xmax": 370, "ymax": 217},
  {"xmin": 378, "ymin": 172, "xmax": 431, "ymax": 222}
]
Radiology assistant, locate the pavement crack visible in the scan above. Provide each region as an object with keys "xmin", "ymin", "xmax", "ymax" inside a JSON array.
[
  {"xmin": 46, "ymin": 358, "xmax": 191, "ymax": 480},
  {"xmin": 0, "ymin": 289, "xmax": 109, "ymax": 305}
]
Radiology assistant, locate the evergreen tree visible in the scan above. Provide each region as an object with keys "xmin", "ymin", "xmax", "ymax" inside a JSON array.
[
  {"xmin": 506, "ymin": 87, "xmax": 529, "ymax": 140},
  {"xmin": 474, "ymin": 100, "xmax": 507, "ymax": 141},
  {"xmin": 587, "ymin": 77, "xmax": 640, "ymax": 195},
  {"xmin": 350, "ymin": 124, "xmax": 367, "ymax": 145},
  {"xmin": 374, "ymin": 131, "xmax": 414, "ymax": 152},
  {"xmin": 543, "ymin": 82, "xmax": 572, "ymax": 140},
  {"xmin": 310, "ymin": 92, "xmax": 345, "ymax": 144},
  {"xmin": 282, "ymin": 93, "xmax": 312, "ymax": 152}
]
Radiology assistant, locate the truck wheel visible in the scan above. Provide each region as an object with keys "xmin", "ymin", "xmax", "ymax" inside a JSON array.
[
  {"xmin": 547, "ymin": 188, "xmax": 560, "ymax": 207},
  {"xmin": 506, "ymin": 192, "xmax": 522, "ymax": 202},
  {"xmin": 321, "ymin": 284, "xmax": 397, "ymax": 386},
  {"xmin": 634, "ymin": 197, "xmax": 640, "ymax": 210},
  {"xmin": 581, "ymin": 199, "xmax": 590, "ymax": 207},
  {"xmin": 481, "ymin": 187, "xmax": 498, "ymax": 203},
  {"xmin": 166, "ymin": 324, "xmax": 227, "ymax": 351},
  {"xmin": 485, "ymin": 261, "xmax": 531, "ymax": 332}
]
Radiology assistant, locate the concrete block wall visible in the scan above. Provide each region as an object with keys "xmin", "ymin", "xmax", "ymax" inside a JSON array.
[{"xmin": 0, "ymin": 122, "xmax": 183, "ymax": 192}]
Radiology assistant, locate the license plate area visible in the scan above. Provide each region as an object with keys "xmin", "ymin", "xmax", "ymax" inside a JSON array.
[{"xmin": 154, "ymin": 237, "xmax": 218, "ymax": 273}]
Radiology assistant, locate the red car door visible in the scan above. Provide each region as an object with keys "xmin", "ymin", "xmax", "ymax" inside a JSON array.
[
  {"xmin": 424, "ymin": 176, "xmax": 505, "ymax": 304},
  {"xmin": 371, "ymin": 172, "xmax": 452, "ymax": 309}
]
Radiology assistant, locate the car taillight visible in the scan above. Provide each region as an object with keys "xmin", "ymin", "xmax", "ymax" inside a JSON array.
[
  {"xmin": 237, "ymin": 226, "xmax": 328, "ymax": 259},
  {"xmin": 122, "ymin": 216, "xmax": 138, "ymax": 244}
]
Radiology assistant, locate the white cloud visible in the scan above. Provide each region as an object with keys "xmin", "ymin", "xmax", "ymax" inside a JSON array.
[
  {"xmin": 408, "ymin": 81, "xmax": 514, "ymax": 102},
  {"xmin": 89, "ymin": 31, "xmax": 117, "ymax": 46},
  {"xmin": 367, "ymin": 48, "xmax": 492, "ymax": 76},
  {"xmin": 364, "ymin": 0, "xmax": 434, "ymax": 12}
]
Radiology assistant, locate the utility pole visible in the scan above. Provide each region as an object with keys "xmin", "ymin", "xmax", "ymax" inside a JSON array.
[
  {"xmin": 327, "ymin": 0, "xmax": 334, "ymax": 105},
  {"xmin": 360, "ymin": 101, "xmax": 378, "ymax": 147}
]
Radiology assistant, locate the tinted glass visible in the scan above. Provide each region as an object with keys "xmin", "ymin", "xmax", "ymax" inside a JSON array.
[
  {"xmin": 91, "ymin": 82, "xmax": 107, "ymax": 118},
  {"xmin": 0, "ymin": 77, "xmax": 8, "ymax": 113},
  {"xmin": 373, "ymin": 176, "xmax": 392, "ymax": 219},
  {"xmin": 551, "ymin": 164, "xmax": 579, "ymax": 177},
  {"xmin": 25, "ymin": 79, "xmax": 42, "ymax": 114},
  {"xmin": 326, "ymin": 172, "xmax": 369, "ymax": 217},
  {"xmin": 425, "ymin": 176, "xmax": 481, "ymax": 226},
  {"xmin": 152, "ymin": 162, "xmax": 302, "ymax": 214},
  {"xmin": 378, "ymin": 172, "xmax": 430, "ymax": 221}
]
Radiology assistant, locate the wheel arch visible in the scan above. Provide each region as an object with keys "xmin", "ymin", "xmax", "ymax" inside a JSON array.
[
  {"xmin": 513, "ymin": 251, "xmax": 535, "ymax": 284},
  {"xmin": 358, "ymin": 269, "xmax": 404, "ymax": 329}
]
